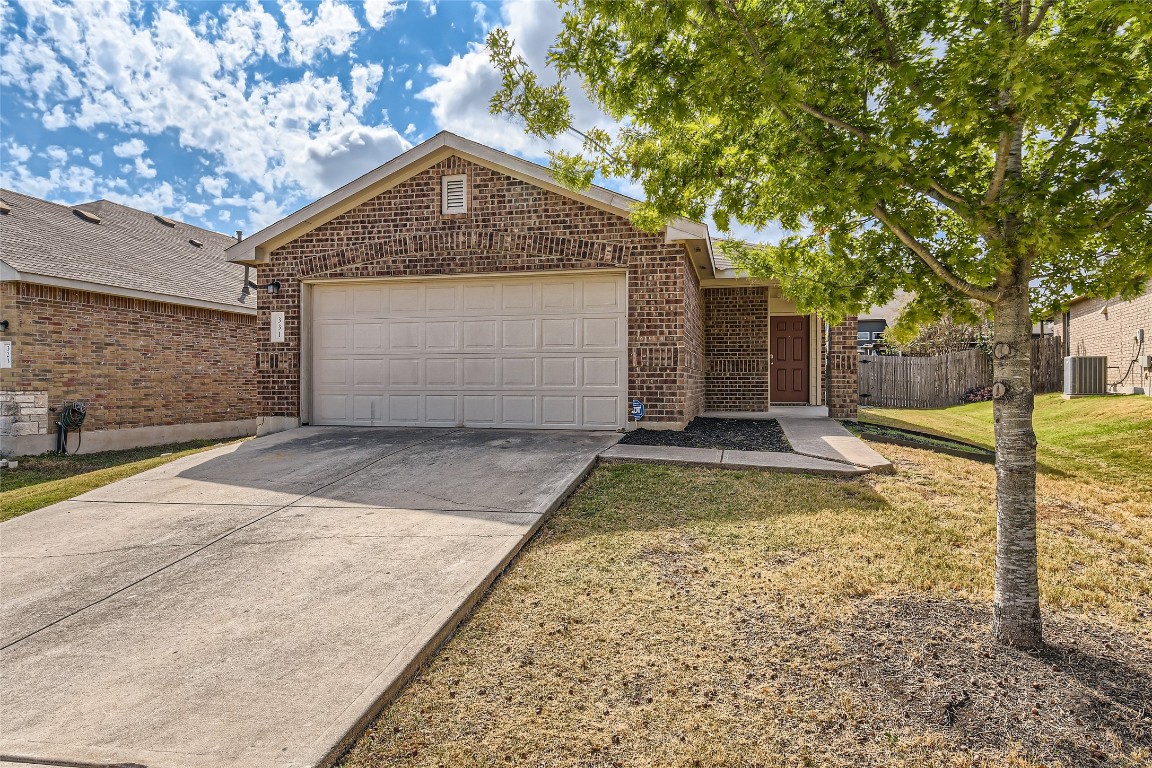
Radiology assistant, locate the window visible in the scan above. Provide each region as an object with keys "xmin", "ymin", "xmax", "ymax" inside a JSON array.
[
  {"xmin": 872, "ymin": 331, "xmax": 885, "ymax": 341},
  {"xmin": 442, "ymin": 174, "xmax": 467, "ymax": 214},
  {"xmin": 857, "ymin": 331, "xmax": 872, "ymax": 342}
]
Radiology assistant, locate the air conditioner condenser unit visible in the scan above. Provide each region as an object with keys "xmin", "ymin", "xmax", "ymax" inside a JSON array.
[{"xmin": 1063, "ymin": 356, "xmax": 1108, "ymax": 396}]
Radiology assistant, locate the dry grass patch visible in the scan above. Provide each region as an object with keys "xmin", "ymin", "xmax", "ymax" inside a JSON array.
[{"xmin": 340, "ymin": 437, "xmax": 1151, "ymax": 768}]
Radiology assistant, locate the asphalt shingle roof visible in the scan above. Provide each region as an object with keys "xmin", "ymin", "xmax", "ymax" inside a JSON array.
[{"xmin": 0, "ymin": 188, "xmax": 253, "ymax": 311}]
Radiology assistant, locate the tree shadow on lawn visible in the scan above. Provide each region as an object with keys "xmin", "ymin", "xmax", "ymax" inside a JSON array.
[{"xmin": 860, "ymin": 412, "xmax": 1071, "ymax": 478}]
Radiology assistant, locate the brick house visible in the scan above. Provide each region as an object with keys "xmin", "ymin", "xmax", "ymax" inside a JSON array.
[
  {"xmin": 226, "ymin": 132, "xmax": 859, "ymax": 434},
  {"xmin": 0, "ymin": 189, "xmax": 258, "ymax": 455},
  {"xmin": 1059, "ymin": 279, "xmax": 1152, "ymax": 395}
]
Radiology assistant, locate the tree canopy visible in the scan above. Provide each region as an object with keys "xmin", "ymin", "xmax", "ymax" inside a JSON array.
[{"xmin": 490, "ymin": 0, "xmax": 1152, "ymax": 329}]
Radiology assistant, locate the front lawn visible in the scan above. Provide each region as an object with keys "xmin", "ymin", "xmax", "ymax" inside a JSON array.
[
  {"xmin": 0, "ymin": 438, "xmax": 243, "ymax": 522},
  {"xmin": 340, "ymin": 397, "xmax": 1151, "ymax": 768}
]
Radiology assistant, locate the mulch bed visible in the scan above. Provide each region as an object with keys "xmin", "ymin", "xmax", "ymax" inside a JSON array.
[{"xmin": 619, "ymin": 417, "xmax": 793, "ymax": 452}]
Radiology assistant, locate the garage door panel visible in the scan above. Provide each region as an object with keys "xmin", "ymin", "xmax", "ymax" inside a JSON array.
[
  {"xmin": 583, "ymin": 317, "xmax": 620, "ymax": 348},
  {"xmin": 502, "ymin": 358, "xmax": 536, "ymax": 387},
  {"xmin": 462, "ymin": 320, "xmax": 497, "ymax": 349},
  {"xmin": 426, "ymin": 358, "xmax": 460, "ymax": 386},
  {"xmin": 584, "ymin": 396, "xmax": 621, "ymax": 426},
  {"xmin": 389, "ymin": 286, "xmax": 420, "ymax": 312},
  {"xmin": 502, "ymin": 395, "xmax": 536, "ymax": 425},
  {"xmin": 425, "ymin": 395, "xmax": 459, "ymax": 424},
  {"xmin": 426, "ymin": 285, "xmax": 458, "ymax": 312},
  {"xmin": 425, "ymin": 321, "xmax": 458, "ymax": 350},
  {"xmin": 387, "ymin": 395, "xmax": 420, "ymax": 422},
  {"xmin": 388, "ymin": 358, "xmax": 421, "ymax": 386},
  {"xmin": 541, "ymin": 318, "xmax": 577, "ymax": 348},
  {"xmin": 463, "ymin": 395, "xmax": 498, "ymax": 424},
  {"xmin": 388, "ymin": 323, "xmax": 421, "ymax": 350},
  {"xmin": 462, "ymin": 358, "xmax": 498, "ymax": 387},
  {"xmin": 583, "ymin": 357, "xmax": 620, "ymax": 388},
  {"xmin": 352, "ymin": 359, "xmax": 384, "ymax": 386},
  {"xmin": 502, "ymin": 283, "xmax": 535, "ymax": 311},
  {"xmin": 311, "ymin": 273, "xmax": 625, "ymax": 429},
  {"xmin": 502, "ymin": 319, "xmax": 536, "ymax": 348}
]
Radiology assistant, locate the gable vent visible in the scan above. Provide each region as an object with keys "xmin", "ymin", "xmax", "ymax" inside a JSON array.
[
  {"xmin": 73, "ymin": 208, "xmax": 101, "ymax": 224},
  {"xmin": 442, "ymin": 174, "xmax": 467, "ymax": 214}
]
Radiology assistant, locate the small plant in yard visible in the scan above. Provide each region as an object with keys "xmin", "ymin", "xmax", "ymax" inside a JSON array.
[
  {"xmin": 963, "ymin": 385, "xmax": 994, "ymax": 404},
  {"xmin": 488, "ymin": 0, "xmax": 1152, "ymax": 649}
]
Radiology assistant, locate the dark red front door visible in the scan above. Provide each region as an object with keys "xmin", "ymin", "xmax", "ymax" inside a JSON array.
[{"xmin": 772, "ymin": 316, "xmax": 809, "ymax": 403}]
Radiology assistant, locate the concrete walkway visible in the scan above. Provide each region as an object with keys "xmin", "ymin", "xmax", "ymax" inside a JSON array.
[
  {"xmin": 602, "ymin": 407, "xmax": 893, "ymax": 474},
  {"xmin": 1, "ymin": 427, "xmax": 618, "ymax": 768}
]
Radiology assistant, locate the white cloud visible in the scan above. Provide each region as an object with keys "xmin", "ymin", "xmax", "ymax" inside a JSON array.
[
  {"xmin": 417, "ymin": 0, "xmax": 613, "ymax": 159},
  {"xmin": 88, "ymin": 153, "xmax": 103, "ymax": 167},
  {"xmin": 133, "ymin": 156, "xmax": 157, "ymax": 178},
  {"xmin": 404, "ymin": 78, "xmax": 412, "ymax": 90},
  {"xmin": 421, "ymin": 0, "xmax": 438, "ymax": 16},
  {"xmin": 280, "ymin": 0, "xmax": 361, "ymax": 65},
  {"xmin": 112, "ymin": 138, "xmax": 148, "ymax": 158},
  {"xmin": 350, "ymin": 62, "xmax": 384, "ymax": 115},
  {"xmin": 0, "ymin": 0, "xmax": 409, "ymax": 205},
  {"xmin": 364, "ymin": 0, "xmax": 406, "ymax": 29},
  {"xmin": 218, "ymin": 209, "xmax": 231, "ymax": 221},
  {"xmin": 404, "ymin": 123, "xmax": 416, "ymax": 135},
  {"xmin": 44, "ymin": 145, "xmax": 69, "ymax": 163},
  {"xmin": 303, "ymin": 124, "xmax": 411, "ymax": 192},
  {"xmin": 199, "ymin": 175, "xmax": 229, "ymax": 197},
  {"xmin": 5, "ymin": 142, "xmax": 33, "ymax": 164}
]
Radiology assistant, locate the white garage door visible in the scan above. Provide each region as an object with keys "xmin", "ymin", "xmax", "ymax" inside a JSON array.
[{"xmin": 310, "ymin": 272, "xmax": 627, "ymax": 429}]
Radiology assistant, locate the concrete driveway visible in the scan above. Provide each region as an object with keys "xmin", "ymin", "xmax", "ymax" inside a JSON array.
[{"xmin": 0, "ymin": 427, "xmax": 618, "ymax": 768}]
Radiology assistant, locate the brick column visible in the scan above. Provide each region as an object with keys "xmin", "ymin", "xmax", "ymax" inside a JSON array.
[{"xmin": 827, "ymin": 317, "xmax": 859, "ymax": 420}]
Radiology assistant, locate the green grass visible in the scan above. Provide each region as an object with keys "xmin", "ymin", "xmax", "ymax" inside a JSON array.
[
  {"xmin": 860, "ymin": 392, "xmax": 1152, "ymax": 484},
  {"xmin": 0, "ymin": 438, "xmax": 243, "ymax": 522}
]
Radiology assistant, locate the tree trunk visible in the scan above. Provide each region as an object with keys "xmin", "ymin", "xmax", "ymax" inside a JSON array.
[{"xmin": 990, "ymin": 271, "xmax": 1044, "ymax": 649}]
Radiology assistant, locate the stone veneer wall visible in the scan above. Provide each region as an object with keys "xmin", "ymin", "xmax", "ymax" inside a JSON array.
[
  {"xmin": 259, "ymin": 155, "xmax": 706, "ymax": 426},
  {"xmin": 0, "ymin": 390, "xmax": 49, "ymax": 439},
  {"xmin": 0, "ymin": 282, "xmax": 258, "ymax": 435}
]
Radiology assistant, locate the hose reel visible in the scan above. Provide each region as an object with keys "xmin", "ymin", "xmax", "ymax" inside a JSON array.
[{"xmin": 55, "ymin": 400, "xmax": 87, "ymax": 455}]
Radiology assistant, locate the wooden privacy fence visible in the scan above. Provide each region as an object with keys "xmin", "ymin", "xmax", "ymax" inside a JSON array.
[{"xmin": 859, "ymin": 336, "xmax": 1064, "ymax": 409}]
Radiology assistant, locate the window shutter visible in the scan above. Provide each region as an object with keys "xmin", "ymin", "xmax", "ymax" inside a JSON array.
[{"xmin": 442, "ymin": 174, "xmax": 467, "ymax": 214}]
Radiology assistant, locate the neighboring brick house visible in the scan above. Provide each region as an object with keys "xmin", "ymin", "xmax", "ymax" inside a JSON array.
[
  {"xmin": 226, "ymin": 132, "xmax": 858, "ymax": 434},
  {"xmin": 0, "ymin": 189, "xmax": 259, "ymax": 455},
  {"xmin": 1059, "ymin": 279, "xmax": 1152, "ymax": 395}
]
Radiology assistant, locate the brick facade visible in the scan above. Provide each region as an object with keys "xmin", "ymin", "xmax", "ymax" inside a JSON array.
[
  {"xmin": 826, "ymin": 317, "xmax": 860, "ymax": 419},
  {"xmin": 0, "ymin": 282, "xmax": 258, "ymax": 436},
  {"xmin": 703, "ymin": 285, "xmax": 858, "ymax": 416},
  {"xmin": 261, "ymin": 156, "xmax": 705, "ymax": 426},
  {"xmin": 704, "ymin": 287, "xmax": 773, "ymax": 410},
  {"xmin": 1064, "ymin": 280, "xmax": 1152, "ymax": 394}
]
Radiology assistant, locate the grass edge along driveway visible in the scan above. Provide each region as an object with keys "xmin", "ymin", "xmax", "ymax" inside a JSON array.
[{"xmin": 0, "ymin": 438, "xmax": 245, "ymax": 522}]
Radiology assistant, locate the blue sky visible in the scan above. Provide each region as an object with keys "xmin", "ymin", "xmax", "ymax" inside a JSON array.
[
  {"xmin": 0, "ymin": 0, "xmax": 603, "ymax": 232},
  {"xmin": 1, "ymin": 0, "xmax": 774, "ymax": 241}
]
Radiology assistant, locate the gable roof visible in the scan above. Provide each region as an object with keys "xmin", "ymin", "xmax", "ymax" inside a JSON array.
[
  {"xmin": 224, "ymin": 131, "xmax": 715, "ymax": 275},
  {"xmin": 0, "ymin": 188, "xmax": 253, "ymax": 313}
]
